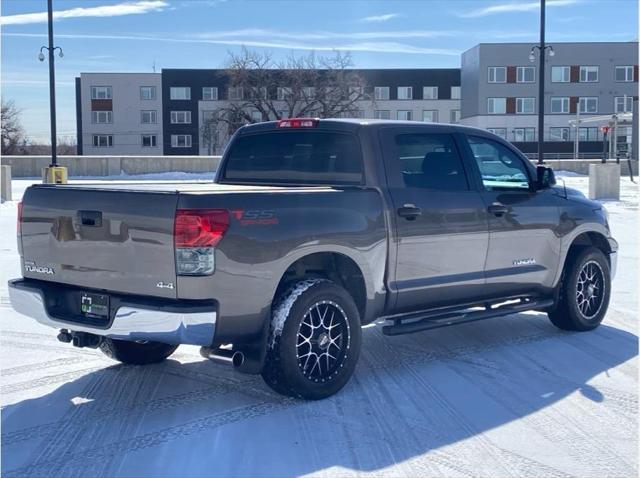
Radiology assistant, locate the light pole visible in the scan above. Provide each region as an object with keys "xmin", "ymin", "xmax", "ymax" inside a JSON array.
[
  {"xmin": 38, "ymin": 0, "xmax": 63, "ymax": 168},
  {"xmin": 529, "ymin": 0, "xmax": 554, "ymax": 165}
]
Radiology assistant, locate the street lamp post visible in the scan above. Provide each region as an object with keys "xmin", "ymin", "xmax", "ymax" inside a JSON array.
[
  {"xmin": 529, "ymin": 0, "xmax": 554, "ymax": 165},
  {"xmin": 38, "ymin": 0, "xmax": 63, "ymax": 168}
]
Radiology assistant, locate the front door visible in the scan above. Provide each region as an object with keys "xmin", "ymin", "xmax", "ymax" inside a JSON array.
[
  {"xmin": 380, "ymin": 127, "xmax": 489, "ymax": 313},
  {"xmin": 461, "ymin": 134, "xmax": 562, "ymax": 297}
]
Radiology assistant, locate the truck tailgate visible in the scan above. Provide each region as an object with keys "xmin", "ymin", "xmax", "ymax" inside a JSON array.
[{"xmin": 20, "ymin": 185, "xmax": 179, "ymax": 299}]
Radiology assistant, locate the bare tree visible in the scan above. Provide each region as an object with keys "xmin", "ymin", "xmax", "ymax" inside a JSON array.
[
  {"xmin": 222, "ymin": 48, "xmax": 370, "ymax": 133},
  {"xmin": 200, "ymin": 111, "xmax": 221, "ymax": 155},
  {"xmin": 1, "ymin": 100, "xmax": 27, "ymax": 155}
]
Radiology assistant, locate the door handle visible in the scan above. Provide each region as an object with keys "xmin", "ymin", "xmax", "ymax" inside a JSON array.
[
  {"xmin": 487, "ymin": 202, "xmax": 508, "ymax": 217},
  {"xmin": 397, "ymin": 204, "xmax": 422, "ymax": 220}
]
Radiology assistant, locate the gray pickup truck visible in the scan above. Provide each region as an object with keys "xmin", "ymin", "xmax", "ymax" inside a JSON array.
[{"xmin": 9, "ymin": 119, "xmax": 617, "ymax": 399}]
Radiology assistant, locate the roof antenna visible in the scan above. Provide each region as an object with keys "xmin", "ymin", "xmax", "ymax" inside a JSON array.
[{"xmin": 152, "ymin": 60, "xmax": 156, "ymax": 73}]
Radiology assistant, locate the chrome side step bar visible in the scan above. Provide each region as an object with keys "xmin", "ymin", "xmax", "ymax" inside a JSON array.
[{"xmin": 382, "ymin": 298, "xmax": 554, "ymax": 336}]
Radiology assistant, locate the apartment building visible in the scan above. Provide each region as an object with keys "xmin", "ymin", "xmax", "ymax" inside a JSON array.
[
  {"xmin": 460, "ymin": 42, "xmax": 638, "ymax": 155},
  {"xmin": 76, "ymin": 73, "xmax": 163, "ymax": 155},
  {"xmin": 75, "ymin": 42, "xmax": 638, "ymax": 156},
  {"xmin": 76, "ymin": 69, "xmax": 461, "ymax": 155}
]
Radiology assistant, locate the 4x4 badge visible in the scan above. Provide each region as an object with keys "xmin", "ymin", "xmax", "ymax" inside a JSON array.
[{"xmin": 156, "ymin": 281, "xmax": 175, "ymax": 290}]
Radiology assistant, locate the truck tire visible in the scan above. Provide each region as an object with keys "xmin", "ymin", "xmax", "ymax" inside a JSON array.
[
  {"xmin": 548, "ymin": 247, "xmax": 611, "ymax": 331},
  {"xmin": 99, "ymin": 338, "xmax": 178, "ymax": 365},
  {"xmin": 262, "ymin": 280, "xmax": 362, "ymax": 400}
]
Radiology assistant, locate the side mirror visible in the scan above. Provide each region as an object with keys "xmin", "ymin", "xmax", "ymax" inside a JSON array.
[{"xmin": 536, "ymin": 165, "xmax": 556, "ymax": 190}]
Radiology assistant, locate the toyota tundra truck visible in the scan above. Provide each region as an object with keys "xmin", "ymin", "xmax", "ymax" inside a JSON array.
[{"xmin": 9, "ymin": 119, "xmax": 617, "ymax": 399}]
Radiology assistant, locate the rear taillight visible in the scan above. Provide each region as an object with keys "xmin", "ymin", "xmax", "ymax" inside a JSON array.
[
  {"xmin": 277, "ymin": 118, "xmax": 318, "ymax": 128},
  {"xmin": 17, "ymin": 202, "xmax": 23, "ymax": 235},
  {"xmin": 174, "ymin": 209, "xmax": 229, "ymax": 276}
]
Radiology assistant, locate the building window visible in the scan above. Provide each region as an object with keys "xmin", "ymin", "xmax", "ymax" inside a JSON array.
[
  {"xmin": 579, "ymin": 66, "xmax": 599, "ymax": 82},
  {"xmin": 615, "ymin": 96, "xmax": 633, "ymax": 113},
  {"xmin": 579, "ymin": 127, "xmax": 599, "ymax": 141},
  {"xmin": 488, "ymin": 66, "xmax": 506, "ymax": 83},
  {"xmin": 92, "ymin": 134, "xmax": 113, "ymax": 147},
  {"xmin": 579, "ymin": 97, "xmax": 598, "ymax": 113},
  {"xmin": 91, "ymin": 86, "xmax": 112, "ymax": 99},
  {"xmin": 550, "ymin": 97, "xmax": 570, "ymax": 113},
  {"xmin": 228, "ymin": 87, "xmax": 243, "ymax": 101},
  {"xmin": 374, "ymin": 86, "xmax": 390, "ymax": 100},
  {"xmin": 549, "ymin": 127, "xmax": 570, "ymax": 141},
  {"xmin": 397, "ymin": 110, "xmax": 413, "ymax": 121},
  {"xmin": 487, "ymin": 128, "xmax": 507, "ymax": 139},
  {"xmin": 170, "ymin": 87, "xmax": 191, "ymax": 100},
  {"xmin": 202, "ymin": 87, "xmax": 218, "ymax": 101},
  {"xmin": 250, "ymin": 110, "xmax": 263, "ymax": 122},
  {"xmin": 171, "ymin": 134, "xmax": 192, "ymax": 148},
  {"xmin": 374, "ymin": 110, "xmax": 390, "ymax": 119},
  {"xmin": 170, "ymin": 111, "xmax": 191, "ymax": 124},
  {"xmin": 276, "ymin": 87, "xmax": 292, "ymax": 101},
  {"xmin": 277, "ymin": 110, "xmax": 289, "ymax": 119},
  {"xmin": 140, "ymin": 110, "xmax": 157, "ymax": 124},
  {"xmin": 513, "ymin": 127, "xmax": 535, "ymax": 142},
  {"xmin": 397, "ymin": 87, "xmax": 413, "ymax": 100},
  {"xmin": 615, "ymin": 66, "xmax": 634, "ymax": 82},
  {"xmin": 140, "ymin": 86, "xmax": 156, "ymax": 100},
  {"xmin": 516, "ymin": 97, "xmax": 535, "ymax": 114},
  {"xmin": 450, "ymin": 86, "xmax": 461, "ymax": 100},
  {"xmin": 516, "ymin": 66, "xmax": 535, "ymax": 83},
  {"xmin": 141, "ymin": 134, "xmax": 157, "ymax": 147},
  {"xmin": 487, "ymin": 97, "xmax": 506, "ymax": 114},
  {"xmin": 551, "ymin": 66, "xmax": 570, "ymax": 83},
  {"xmin": 423, "ymin": 86, "xmax": 438, "ymax": 99},
  {"xmin": 348, "ymin": 86, "xmax": 362, "ymax": 98},
  {"xmin": 422, "ymin": 110, "xmax": 438, "ymax": 122},
  {"xmin": 450, "ymin": 110, "xmax": 461, "ymax": 123},
  {"xmin": 247, "ymin": 87, "xmax": 267, "ymax": 100},
  {"xmin": 91, "ymin": 111, "xmax": 112, "ymax": 124}
]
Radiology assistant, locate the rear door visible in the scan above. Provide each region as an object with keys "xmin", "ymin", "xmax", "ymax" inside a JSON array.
[
  {"xmin": 460, "ymin": 134, "xmax": 561, "ymax": 296},
  {"xmin": 20, "ymin": 186, "xmax": 179, "ymax": 299},
  {"xmin": 379, "ymin": 127, "xmax": 489, "ymax": 313}
]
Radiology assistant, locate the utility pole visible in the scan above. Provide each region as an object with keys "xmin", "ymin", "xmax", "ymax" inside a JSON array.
[
  {"xmin": 47, "ymin": 0, "xmax": 57, "ymax": 167},
  {"xmin": 39, "ymin": 0, "xmax": 66, "ymax": 183},
  {"xmin": 537, "ymin": 0, "xmax": 546, "ymax": 165},
  {"xmin": 529, "ymin": 0, "xmax": 553, "ymax": 165}
]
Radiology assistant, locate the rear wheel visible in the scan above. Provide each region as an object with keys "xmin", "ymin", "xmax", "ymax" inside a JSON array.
[
  {"xmin": 548, "ymin": 247, "xmax": 611, "ymax": 331},
  {"xmin": 262, "ymin": 280, "xmax": 362, "ymax": 400},
  {"xmin": 99, "ymin": 338, "xmax": 178, "ymax": 365}
]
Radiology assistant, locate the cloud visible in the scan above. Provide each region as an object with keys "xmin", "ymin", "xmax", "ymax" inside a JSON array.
[
  {"xmin": 2, "ymin": 31, "xmax": 461, "ymax": 55},
  {"xmin": 0, "ymin": 1, "xmax": 168, "ymax": 25},
  {"xmin": 194, "ymin": 28, "xmax": 459, "ymax": 41},
  {"xmin": 459, "ymin": 0, "xmax": 579, "ymax": 18},
  {"xmin": 360, "ymin": 13, "xmax": 401, "ymax": 23}
]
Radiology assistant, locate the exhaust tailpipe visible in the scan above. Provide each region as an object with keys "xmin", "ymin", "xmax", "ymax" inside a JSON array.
[{"xmin": 200, "ymin": 347, "xmax": 244, "ymax": 368}]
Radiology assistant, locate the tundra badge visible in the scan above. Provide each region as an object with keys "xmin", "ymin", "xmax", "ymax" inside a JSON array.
[{"xmin": 25, "ymin": 261, "xmax": 55, "ymax": 275}]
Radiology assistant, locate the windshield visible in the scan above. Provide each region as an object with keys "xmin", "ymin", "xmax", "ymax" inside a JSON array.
[{"xmin": 220, "ymin": 130, "xmax": 363, "ymax": 185}]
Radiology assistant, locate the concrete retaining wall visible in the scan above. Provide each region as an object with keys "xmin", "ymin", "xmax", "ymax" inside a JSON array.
[
  {"xmin": 1, "ymin": 155, "xmax": 637, "ymax": 178},
  {"xmin": 1, "ymin": 156, "xmax": 221, "ymax": 178}
]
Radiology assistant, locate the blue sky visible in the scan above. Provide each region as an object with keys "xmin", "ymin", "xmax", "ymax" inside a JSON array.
[{"xmin": 1, "ymin": 0, "xmax": 638, "ymax": 143}]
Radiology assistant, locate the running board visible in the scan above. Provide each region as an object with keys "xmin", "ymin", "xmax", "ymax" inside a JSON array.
[{"xmin": 382, "ymin": 298, "xmax": 554, "ymax": 336}]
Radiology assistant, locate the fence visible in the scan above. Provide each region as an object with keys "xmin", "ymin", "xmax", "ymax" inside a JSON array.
[{"xmin": 1, "ymin": 154, "xmax": 637, "ymax": 178}]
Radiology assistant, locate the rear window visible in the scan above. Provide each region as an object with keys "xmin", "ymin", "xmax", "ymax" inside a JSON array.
[{"xmin": 221, "ymin": 131, "xmax": 363, "ymax": 185}]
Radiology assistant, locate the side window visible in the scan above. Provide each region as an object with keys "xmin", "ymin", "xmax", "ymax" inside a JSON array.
[
  {"xmin": 467, "ymin": 136, "xmax": 530, "ymax": 190},
  {"xmin": 394, "ymin": 133, "xmax": 469, "ymax": 191}
]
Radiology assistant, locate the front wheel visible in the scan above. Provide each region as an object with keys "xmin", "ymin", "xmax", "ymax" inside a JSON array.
[
  {"xmin": 548, "ymin": 247, "xmax": 611, "ymax": 331},
  {"xmin": 99, "ymin": 338, "xmax": 178, "ymax": 365},
  {"xmin": 262, "ymin": 280, "xmax": 362, "ymax": 400}
]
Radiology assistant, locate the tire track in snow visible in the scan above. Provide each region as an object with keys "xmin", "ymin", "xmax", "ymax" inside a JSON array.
[
  {"xmin": 1, "ymin": 366, "xmax": 104, "ymax": 394},
  {"xmin": 5, "ymin": 399, "xmax": 297, "ymax": 478},
  {"xmin": 1, "ymin": 356, "xmax": 99, "ymax": 377}
]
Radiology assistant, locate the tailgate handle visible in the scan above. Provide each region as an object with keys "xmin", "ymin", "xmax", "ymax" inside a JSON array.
[{"xmin": 78, "ymin": 210, "xmax": 102, "ymax": 227}]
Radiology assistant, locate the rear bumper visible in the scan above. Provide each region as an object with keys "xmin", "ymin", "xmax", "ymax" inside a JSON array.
[{"xmin": 8, "ymin": 279, "xmax": 217, "ymax": 346}]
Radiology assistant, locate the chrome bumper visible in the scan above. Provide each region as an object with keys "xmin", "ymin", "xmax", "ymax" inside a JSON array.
[{"xmin": 8, "ymin": 281, "xmax": 216, "ymax": 346}]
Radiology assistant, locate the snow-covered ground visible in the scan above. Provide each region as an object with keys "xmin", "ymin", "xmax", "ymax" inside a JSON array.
[{"xmin": 1, "ymin": 174, "xmax": 638, "ymax": 477}]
